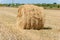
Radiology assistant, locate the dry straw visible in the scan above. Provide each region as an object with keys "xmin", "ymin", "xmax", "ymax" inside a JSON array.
[{"xmin": 17, "ymin": 4, "xmax": 45, "ymax": 30}]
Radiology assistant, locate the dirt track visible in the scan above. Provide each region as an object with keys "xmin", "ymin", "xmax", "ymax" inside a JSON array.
[{"xmin": 0, "ymin": 7, "xmax": 60, "ymax": 40}]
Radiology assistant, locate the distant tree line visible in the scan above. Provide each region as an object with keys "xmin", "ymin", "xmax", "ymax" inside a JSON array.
[
  {"xmin": 34, "ymin": 3, "xmax": 60, "ymax": 9},
  {"xmin": 0, "ymin": 3, "xmax": 60, "ymax": 9}
]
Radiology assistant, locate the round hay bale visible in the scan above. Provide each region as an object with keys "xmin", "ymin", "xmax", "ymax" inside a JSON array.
[{"xmin": 17, "ymin": 4, "xmax": 45, "ymax": 30}]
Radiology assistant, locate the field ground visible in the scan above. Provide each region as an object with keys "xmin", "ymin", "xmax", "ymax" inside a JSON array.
[{"xmin": 0, "ymin": 7, "xmax": 60, "ymax": 40}]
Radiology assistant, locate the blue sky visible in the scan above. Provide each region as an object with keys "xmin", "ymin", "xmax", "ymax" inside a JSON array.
[{"xmin": 0, "ymin": 0, "xmax": 60, "ymax": 4}]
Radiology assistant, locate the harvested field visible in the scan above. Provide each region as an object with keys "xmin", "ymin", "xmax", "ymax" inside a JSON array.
[{"xmin": 0, "ymin": 7, "xmax": 60, "ymax": 40}]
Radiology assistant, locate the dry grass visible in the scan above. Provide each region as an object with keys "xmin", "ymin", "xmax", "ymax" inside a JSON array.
[
  {"xmin": 0, "ymin": 7, "xmax": 60, "ymax": 40},
  {"xmin": 17, "ymin": 5, "xmax": 44, "ymax": 30}
]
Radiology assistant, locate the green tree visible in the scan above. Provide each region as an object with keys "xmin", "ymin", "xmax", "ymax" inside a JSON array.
[
  {"xmin": 58, "ymin": 5, "xmax": 60, "ymax": 8},
  {"xmin": 53, "ymin": 2, "xmax": 57, "ymax": 4}
]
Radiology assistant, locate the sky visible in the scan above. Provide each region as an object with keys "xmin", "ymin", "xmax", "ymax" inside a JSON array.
[{"xmin": 0, "ymin": 0, "xmax": 60, "ymax": 4}]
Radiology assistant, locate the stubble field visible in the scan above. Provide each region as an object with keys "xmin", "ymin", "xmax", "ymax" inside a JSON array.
[{"xmin": 0, "ymin": 7, "xmax": 60, "ymax": 40}]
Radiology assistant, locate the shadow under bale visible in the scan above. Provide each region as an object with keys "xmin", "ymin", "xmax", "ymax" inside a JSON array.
[
  {"xmin": 40, "ymin": 27, "xmax": 52, "ymax": 30},
  {"xmin": 17, "ymin": 4, "xmax": 45, "ymax": 30}
]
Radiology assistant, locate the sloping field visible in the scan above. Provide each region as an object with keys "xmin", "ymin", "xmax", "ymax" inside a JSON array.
[{"xmin": 0, "ymin": 7, "xmax": 60, "ymax": 40}]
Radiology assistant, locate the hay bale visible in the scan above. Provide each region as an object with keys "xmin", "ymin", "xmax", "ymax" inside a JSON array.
[{"xmin": 17, "ymin": 4, "xmax": 45, "ymax": 30}]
